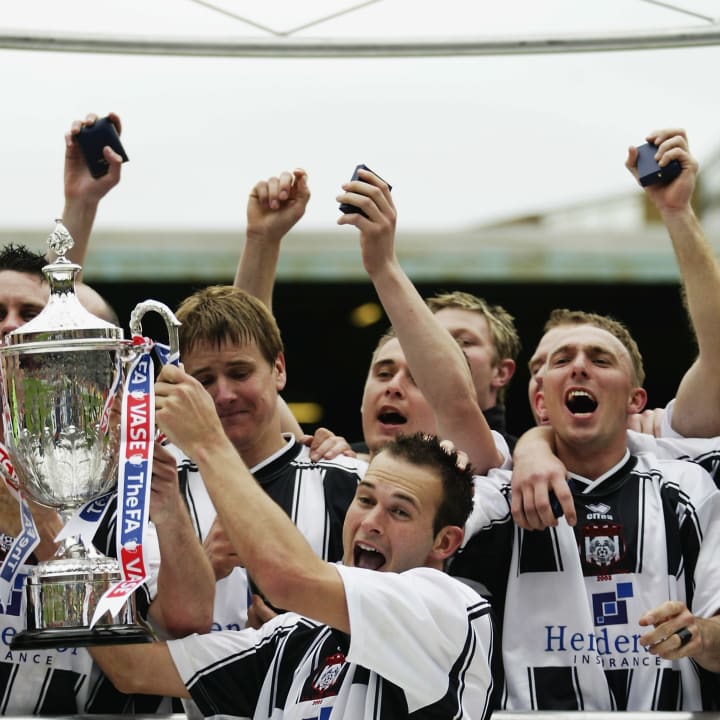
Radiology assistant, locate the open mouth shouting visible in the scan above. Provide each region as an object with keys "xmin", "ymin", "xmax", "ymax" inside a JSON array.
[
  {"xmin": 377, "ymin": 406, "xmax": 407, "ymax": 428},
  {"xmin": 565, "ymin": 388, "xmax": 598, "ymax": 415},
  {"xmin": 353, "ymin": 542, "xmax": 386, "ymax": 571}
]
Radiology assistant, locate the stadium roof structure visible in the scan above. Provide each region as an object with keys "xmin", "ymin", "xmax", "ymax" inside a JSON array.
[{"xmin": 2, "ymin": 0, "xmax": 720, "ymax": 57}]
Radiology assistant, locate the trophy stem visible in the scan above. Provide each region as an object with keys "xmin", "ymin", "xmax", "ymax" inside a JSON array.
[{"xmin": 52, "ymin": 506, "xmax": 104, "ymax": 562}]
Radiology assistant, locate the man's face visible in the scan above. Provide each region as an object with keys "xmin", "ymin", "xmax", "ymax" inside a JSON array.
[
  {"xmin": 527, "ymin": 326, "xmax": 567, "ymax": 425},
  {"xmin": 183, "ymin": 338, "xmax": 286, "ymax": 463},
  {"xmin": 434, "ymin": 307, "xmax": 503, "ymax": 410},
  {"xmin": 536, "ymin": 324, "xmax": 643, "ymax": 449},
  {"xmin": 360, "ymin": 337, "xmax": 437, "ymax": 455},
  {"xmin": 342, "ymin": 450, "xmax": 444, "ymax": 573},
  {"xmin": 0, "ymin": 271, "xmax": 48, "ymax": 342}
]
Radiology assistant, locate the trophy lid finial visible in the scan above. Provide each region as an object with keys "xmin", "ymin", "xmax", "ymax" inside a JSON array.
[{"xmin": 47, "ymin": 218, "xmax": 74, "ymax": 259}]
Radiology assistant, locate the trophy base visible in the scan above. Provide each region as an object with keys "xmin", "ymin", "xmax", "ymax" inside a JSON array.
[
  {"xmin": 11, "ymin": 623, "xmax": 153, "ymax": 650},
  {"xmin": 21, "ymin": 552, "xmax": 152, "ymax": 650}
]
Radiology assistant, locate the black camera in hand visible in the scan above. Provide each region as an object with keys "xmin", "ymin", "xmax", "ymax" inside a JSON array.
[
  {"xmin": 339, "ymin": 164, "xmax": 392, "ymax": 218},
  {"xmin": 636, "ymin": 142, "xmax": 681, "ymax": 187},
  {"xmin": 75, "ymin": 116, "xmax": 129, "ymax": 178}
]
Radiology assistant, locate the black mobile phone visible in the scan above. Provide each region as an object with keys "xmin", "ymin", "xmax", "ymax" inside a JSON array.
[
  {"xmin": 75, "ymin": 116, "xmax": 129, "ymax": 178},
  {"xmin": 636, "ymin": 142, "xmax": 681, "ymax": 187},
  {"xmin": 339, "ymin": 163, "xmax": 392, "ymax": 218}
]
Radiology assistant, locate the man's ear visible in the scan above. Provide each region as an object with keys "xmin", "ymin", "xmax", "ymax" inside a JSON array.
[
  {"xmin": 274, "ymin": 352, "xmax": 287, "ymax": 392},
  {"xmin": 533, "ymin": 390, "xmax": 547, "ymax": 422},
  {"xmin": 491, "ymin": 358, "xmax": 516, "ymax": 389},
  {"xmin": 628, "ymin": 387, "xmax": 647, "ymax": 415},
  {"xmin": 430, "ymin": 525, "xmax": 464, "ymax": 563}
]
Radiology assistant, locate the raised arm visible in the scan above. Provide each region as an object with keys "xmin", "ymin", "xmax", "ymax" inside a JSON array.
[
  {"xmin": 627, "ymin": 129, "xmax": 720, "ymax": 437},
  {"xmin": 57, "ymin": 112, "xmax": 125, "ymax": 274},
  {"xmin": 154, "ymin": 364, "xmax": 349, "ymax": 630},
  {"xmin": 91, "ymin": 433, "xmax": 352, "ymax": 705},
  {"xmin": 336, "ymin": 168, "xmax": 503, "ymax": 473},
  {"xmin": 234, "ymin": 168, "xmax": 310, "ymax": 310},
  {"xmin": 147, "ymin": 441, "xmax": 215, "ymax": 637},
  {"xmin": 234, "ymin": 169, "xmax": 310, "ymax": 439}
]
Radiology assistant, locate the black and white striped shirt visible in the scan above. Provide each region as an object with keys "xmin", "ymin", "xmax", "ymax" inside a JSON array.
[
  {"xmin": 453, "ymin": 451, "xmax": 720, "ymax": 711},
  {"xmin": 168, "ymin": 566, "xmax": 498, "ymax": 719}
]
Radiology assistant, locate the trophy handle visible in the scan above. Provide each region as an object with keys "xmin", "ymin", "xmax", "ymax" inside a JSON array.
[{"xmin": 129, "ymin": 300, "xmax": 182, "ymax": 365}]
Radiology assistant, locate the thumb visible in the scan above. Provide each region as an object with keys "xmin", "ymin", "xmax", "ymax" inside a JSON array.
[
  {"xmin": 625, "ymin": 145, "xmax": 639, "ymax": 176},
  {"xmin": 293, "ymin": 168, "xmax": 311, "ymax": 201}
]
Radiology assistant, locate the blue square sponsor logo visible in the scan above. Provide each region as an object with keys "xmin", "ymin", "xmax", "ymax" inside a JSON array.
[
  {"xmin": 602, "ymin": 601, "xmax": 618, "ymax": 617},
  {"xmin": 592, "ymin": 581, "xmax": 633, "ymax": 626}
]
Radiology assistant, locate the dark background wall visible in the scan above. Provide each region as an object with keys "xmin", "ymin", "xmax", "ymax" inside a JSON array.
[{"xmin": 96, "ymin": 279, "xmax": 695, "ymax": 444}]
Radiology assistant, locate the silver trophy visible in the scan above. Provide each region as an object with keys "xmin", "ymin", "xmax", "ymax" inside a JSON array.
[{"xmin": 0, "ymin": 220, "xmax": 180, "ymax": 649}]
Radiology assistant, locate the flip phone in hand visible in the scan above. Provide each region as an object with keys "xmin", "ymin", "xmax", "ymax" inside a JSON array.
[
  {"xmin": 75, "ymin": 117, "xmax": 129, "ymax": 178},
  {"xmin": 339, "ymin": 164, "xmax": 392, "ymax": 218},
  {"xmin": 636, "ymin": 142, "xmax": 681, "ymax": 187}
]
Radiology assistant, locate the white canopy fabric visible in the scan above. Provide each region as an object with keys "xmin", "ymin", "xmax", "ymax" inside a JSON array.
[{"xmin": 2, "ymin": 0, "xmax": 720, "ymax": 56}]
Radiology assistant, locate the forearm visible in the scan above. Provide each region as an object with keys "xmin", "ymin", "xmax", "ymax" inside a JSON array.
[
  {"xmin": 154, "ymin": 364, "xmax": 346, "ymax": 629},
  {"xmin": 91, "ymin": 642, "xmax": 188, "ymax": 697},
  {"xmin": 370, "ymin": 261, "xmax": 500, "ymax": 471},
  {"xmin": 233, "ymin": 234, "xmax": 282, "ymax": 310},
  {"xmin": 149, "ymin": 510, "xmax": 215, "ymax": 637},
  {"xmin": 191, "ymin": 435, "xmax": 337, "ymax": 619},
  {"xmin": 237, "ymin": 167, "xmax": 309, "ymax": 309},
  {"xmin": 663, "ymin": 207, "xmax": 720, "ymax": 436},
  {"xmin": 665, "ymin": 207, "xmax": 720, "ymax": 352},
  {"xmin": 512, "ymin": 425, "xmax": 558, "ymax": 465},
  {"xmin": 0, "ymin": 483, "xmax": 21, "ymax": 537},
  {"xmin": 371, "ymin": 260, "xmax": 475, "ymax": 403},
  {"xmin": 55, "ymin": 197, "xmax": 99, "ymax": 274},
  {"xmin": 193, "ymin": 437, "xmax": 324, "ymax": 596}
]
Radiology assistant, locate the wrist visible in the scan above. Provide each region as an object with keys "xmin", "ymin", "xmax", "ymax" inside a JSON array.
[
  {"xmin": 61, "ymin": 199, "xmax": 99, "ymax": 227},
  {"xmin": 364, "ymin": 254, "xmax": 401, "ymax": 283},
  {"xmin": 245, "ymin": 228, "xmax": 283, "ymax": 247},
  {"xmin": 659, "ymin": 204, "xmax": 697, "ymax": 227}
]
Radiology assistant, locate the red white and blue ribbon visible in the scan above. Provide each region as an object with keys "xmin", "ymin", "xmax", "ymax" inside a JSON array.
[
  {"xmin": 91, "ymin": 338, "xmax": 156, "ymax": 627},
  {"xmin": 153, "ymin": 341, "xmax": 180, "ymax": 368}
]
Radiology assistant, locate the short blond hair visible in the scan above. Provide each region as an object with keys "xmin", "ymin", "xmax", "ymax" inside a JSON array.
[
  {"xmin": 176, "ymin": 285, "xmax": 283, "ymax": 365},
  {"xmin": 544, "ymin": 308, "xmax": 645, "ymax": 387},
  {"xmin": 427, "ymin": 291, "xmax": 520, "ymax": 403}
]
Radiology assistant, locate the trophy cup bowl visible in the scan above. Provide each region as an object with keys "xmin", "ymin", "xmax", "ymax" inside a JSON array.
[{"xmin": 0, "ymin": 221, "xmax": 178, "ymax": 649}]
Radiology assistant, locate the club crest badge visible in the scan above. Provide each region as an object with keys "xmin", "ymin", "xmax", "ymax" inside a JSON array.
[
  {"xmin": 302, "ymin": 651, "xmax": 349, "ymax": 701},
  {"xmin": 580, "ymin": 522, "xmax": 626, "ymax": 572}
]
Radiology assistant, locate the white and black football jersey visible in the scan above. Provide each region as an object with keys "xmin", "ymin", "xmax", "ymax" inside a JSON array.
[
  {"xmin": 453, "ymin": 450, "xmax": 720, "ymax": 711},
  {"xmin": 168, "ymin": 567, "xmax": 498, "ymax": 720}
]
